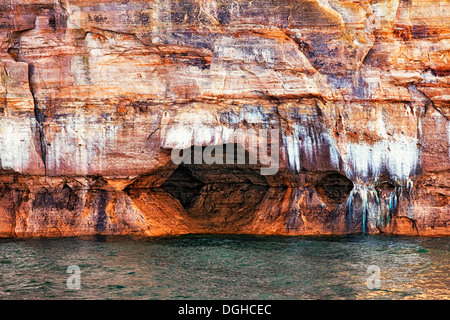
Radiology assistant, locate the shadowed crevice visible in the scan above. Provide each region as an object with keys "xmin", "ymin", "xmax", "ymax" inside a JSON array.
[
  {"xmin": 160, "ymin": 164, "xmax": 205, "ymax": 210},
  {"xmin": 316, "ymin": 172, "xmax": 353, "ymax": 205}
]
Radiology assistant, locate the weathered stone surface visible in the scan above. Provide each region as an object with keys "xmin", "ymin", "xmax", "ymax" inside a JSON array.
[{"xmin": 0, "ymin": 0, "xmax": 448, "ymax": 237}]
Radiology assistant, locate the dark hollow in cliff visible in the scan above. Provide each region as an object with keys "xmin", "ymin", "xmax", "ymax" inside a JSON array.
[
  {"xmin": 159, "ymin": 165, "xmax": 206, "ymax": 210},
  {"xmin": 159, "ymin": 143, "xmax": 281, "ymax": 230},
  {"xmin": 315, "ymin": 172, "xmax": 354, "ymax": 205}
]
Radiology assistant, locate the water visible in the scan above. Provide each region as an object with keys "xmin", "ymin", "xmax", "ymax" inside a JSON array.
[{"xmin": 0, "ymin": 234, "xmax": 448, "ymax": 300}]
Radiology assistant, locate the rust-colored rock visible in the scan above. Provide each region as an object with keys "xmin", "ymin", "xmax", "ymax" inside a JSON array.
[{"xmin": 0, "ymin": 0, "xmax": 449, "ymax": 237}]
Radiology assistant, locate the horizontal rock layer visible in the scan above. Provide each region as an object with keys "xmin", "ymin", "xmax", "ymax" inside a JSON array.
[{"xmin": 0, "ymin": 0, "xmax": 449, "ymax": 237}]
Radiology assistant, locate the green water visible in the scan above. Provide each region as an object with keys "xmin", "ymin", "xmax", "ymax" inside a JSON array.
[{"xmin": 0, "ymin": 234, "xmax": 448, "ymax": 299}]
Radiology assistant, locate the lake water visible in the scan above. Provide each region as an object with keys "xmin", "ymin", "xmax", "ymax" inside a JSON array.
[{"xmin": 0, "ymin": 234, "xmax": 448, "ymax": 300}]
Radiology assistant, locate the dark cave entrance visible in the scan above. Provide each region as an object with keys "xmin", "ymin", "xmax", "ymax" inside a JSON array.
[
  {"xmin": 315, "ymin": 172, "xmax": 354, "ymax": 206},
  {"xmin": 160, "ymin": 143, "xmax": 276, "ymax": 229}
]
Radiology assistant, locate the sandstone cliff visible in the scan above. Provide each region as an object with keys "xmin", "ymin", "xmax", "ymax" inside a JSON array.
[{"xmin": 0, "ymin": 0, "xmax": 449, "ymax": 237}]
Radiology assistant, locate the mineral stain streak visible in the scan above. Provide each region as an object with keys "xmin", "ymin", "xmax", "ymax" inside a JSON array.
[{"xmin": 0, "ymin": 0, "xmax": 448, "ymax": 237}]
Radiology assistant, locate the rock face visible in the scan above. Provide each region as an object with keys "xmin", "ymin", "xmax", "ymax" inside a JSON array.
[{"xmin": 0, "ymin": 0, "xmax": 449, "ymax": 237}]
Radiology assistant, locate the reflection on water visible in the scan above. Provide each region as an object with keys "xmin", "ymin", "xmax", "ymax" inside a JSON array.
[{"xmin": 0, "ymin": 234, "xmax": 448, "ymax": 299}]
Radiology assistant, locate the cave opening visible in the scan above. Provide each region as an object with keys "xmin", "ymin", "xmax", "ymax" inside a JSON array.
[
  {"xmin": 159, "ymin": 164, "xmax": 205, "ymax": 210},
  {"xmin": 159, "ymin": 143, "xmax": 276, "ymax": 230},
  {"xmin": 315, "ymin": 172, "xmax": 354, "ymax": 206}
]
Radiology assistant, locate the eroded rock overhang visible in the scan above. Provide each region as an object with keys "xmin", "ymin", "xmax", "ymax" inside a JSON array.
[{"xmin": 0, "ymin": 0, "xmax": 449, "ymax": 237}]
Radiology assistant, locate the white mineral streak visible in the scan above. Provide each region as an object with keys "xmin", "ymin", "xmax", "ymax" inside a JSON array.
[
  {"xmin": 46, "ymin": 114, "xmax": 120, "ymax": 175},
  {"xmin": 284, "ymin": 132, "xmax": 301, "ymax": 172},
  {"xmin": 163, "ymin": 126, "xmax": 194, "ymax": 149},
  {"xmin": 161, "ymin": 109, "xmax": 218, "ymax": 149},
  {"xmin": 345, "ymin": 136, "xmax": 419, "ymax": 183},
  {"xmin": 283, "ymin": 122, "xmax": 340, "ymax": 172},
  {"xmin": 0, "ymin": 118, "xmax": 33, "ymax": 172},
  {"xmin": 161, "ymin": 107, "xmax": 270, "ymax": 149}
]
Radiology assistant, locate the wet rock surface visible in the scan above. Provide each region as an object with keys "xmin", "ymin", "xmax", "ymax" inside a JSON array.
[{"xmin": 0, "ymin": 0, "xmax": 449, "ymax": 237}]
